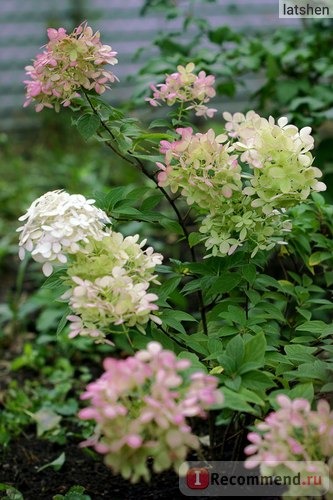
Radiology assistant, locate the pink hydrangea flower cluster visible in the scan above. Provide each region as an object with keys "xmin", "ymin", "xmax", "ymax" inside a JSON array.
[
  {"xmin": 157, "ymin": 127, "xmax": 241, "ymax": 210},
  {"xmin": 79, "ymin": 341, "xmax": 223, "ymax": 482},
  {"xmin": 245, "ymin": 395, "xmax": 333, "ymax": 497},
  {"xmin": 24, "ymin": 22, "xmax": 118, "ymax": 112},
  {"xmin": 146, "ymin": 62, "xmax": 217, "ymax": 118}
]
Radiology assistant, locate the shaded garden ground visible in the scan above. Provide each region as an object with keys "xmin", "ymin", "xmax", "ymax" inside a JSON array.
[{"xmin": 1, "ymin": 435, "xmax": 186, "ymax": 499}]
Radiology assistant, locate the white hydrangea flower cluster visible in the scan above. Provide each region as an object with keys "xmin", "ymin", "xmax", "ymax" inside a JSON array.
[{"xmin": 17, "ymin": 190, "xmax": 109, "ymax": 276}]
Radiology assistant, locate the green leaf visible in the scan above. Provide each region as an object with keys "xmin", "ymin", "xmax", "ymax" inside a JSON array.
[
  {"xmin": 296, "ymin": 320, "xmax": 332, "ymax": 335},
  {"xmin": 242, "ymin": 264, "xmax": 257, "ymax": 284},
  {"xmin": 95, "ymin": 186, "xmax": 133, "ymax": 212},
  {"xmin": 208, "ymin": 26, "xmax": 240, "ymax": 44},
  {"xmin": 37, "ymin": 452, "xmax": 65, "ymax": 472},
  {"xmin": 286, "ymin": 360, "xmax": 328, "ymax": 381},
  {"xmin": 159, "ymin": 217, "xmax": 184, "ymax": 234},
  {"xmin": 241, "ymin": 370, "xmax": 276, "ymax": 391},
  {"xmin": 238, "ymin": 387, "xmax": 265, "ymax": 406},
  {"xmin": 52, "ymin": 485, "xmax": 91, "ymax": 500},
  {"xmin": 77, "ymin": 113, "xmax": 100, "ymax": 140},
  {"xmin": 182, "ymin": 276, "xmax": 214, "ymax": 295},
  {"xmin": 217, "ymin": 353, "xmax": 238, "ymax": 373},
  {"xmin": 42, "ymin": 267, "xmax": 67, "ymax": 289},
  {"xmin": 188, "ymin": 232, "xmax": 203, "ymax": 248},
  {"xmin": 141, "ymin": 194, "xmax": 163, "ymax": 211},
  {"xmin": 284, "ymin": 345, "xmax": 317, "ymax": 364},
  {"xmin": 207, "ymin": 338, "xmax": 223, "ymax": 354},
  {"xmin": 276, "ymin": 81, "xmax": 299, "ymax": 104},
  {"xmin": 56, "ymin": 308, "xmax": 71, "ymax": 336},
  {"xmin": 260, "ymin": 303, "xmax": 285, "ymax": 323},
  {"xmin": 177, "ymin": 352, "xmax": 207, "ymax": 372},
  {"xmin": 55, "ymin": 398, "xmax": 78, "ymax": 416},
  {"xmin": 209, "ymin": 366, "xmax": 224, "ymax": 375},
  {"xmin": 296, "ymin": 307, "xmax": 312, "ymax": 321},
  {"xmin": 160, "ymin": 309, "xmax": 196, "ymax": 334},
  {"xmin": 243, "ymin": 332, "xmax": 266, "ymax": 366},
  {"xmin": 36, "ymin": 308, "xmax": 64, "ymax": 333},
  {"xmin": 219, "ymin": 305, "xmax": 246, "ymax": 326},
  {"xmin": 207, "ymin": 273, "xmax": 242, "ymax": 296},
  {"xmin": 149, "ymin": 118, "xmax": 171, "ymax": 129},
  {"xmin": 221, "ymin": 387, "xmax": 256, "ymax": 413},
  {"xmin": 308, "ymin": 251, "xmax": 332, "ymax": 266},
  {"xmin": 225, "ymin": 335, "xmax": 244, "ymax": 365},
  {"xmin": 225, "ymin": 375, "xmax": 242, "ymax": 391},
  {"xmin": 0, "ymin": 485, "xmax": 24, "ymax": 500},
  {"xmin": 321, "ymin": 382, "xmax": 333, "ymax": 393},
  {"xmin": 288, "ymin": 382, "xmax": 314, "ymax": 401},
  {"xmin": 158, "ymin": 276, "xmax": 182, "ymax": 302}
]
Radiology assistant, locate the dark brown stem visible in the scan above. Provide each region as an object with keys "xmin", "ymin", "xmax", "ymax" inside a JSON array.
[{"xmin": 209, "ymin": 411, "xmax": 216, "ymax": 459}]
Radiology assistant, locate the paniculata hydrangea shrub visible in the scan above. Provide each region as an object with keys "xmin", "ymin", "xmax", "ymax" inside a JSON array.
[
  {"xmin": 146, "ymin": 62, "xmax": 217, "ymax": 118},
  {"xmin": 17, "ymin": 190, "xmax": 109, "ymax": 276},
  {"xmin": 244, "ymin": 395, "xmax": 333, "ymax": 497},
  {"xmin": 63, "ymin": 231, "xmax": 163, "ymax": 342},
  {"xmin": 79, "ymin": 341, "xmax": 223, "ymax": 482},
  {"xmin": 24, "ymin": 22, "xmax": 118, "ymax": 112},
  {"xmin": 20, "ymin": 23, "xmax": 333, "ymax": 488}
]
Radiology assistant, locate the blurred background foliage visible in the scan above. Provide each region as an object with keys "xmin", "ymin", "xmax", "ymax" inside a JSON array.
[{"xmin": 0, "ymin": 0, "xmax": 332, "ymax": 449}]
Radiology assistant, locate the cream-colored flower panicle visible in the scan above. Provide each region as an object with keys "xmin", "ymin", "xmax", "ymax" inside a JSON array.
[
  {"xmin": 223, "ymin": 111, "xmax": 326, "ymax": 208},
  {"xmin": 17, "ymin": 190, "xmax": 110, "ymax": 276},
  {"xmin": 64, "ymin": 230, "xmax": 163, "ymax": 342}
]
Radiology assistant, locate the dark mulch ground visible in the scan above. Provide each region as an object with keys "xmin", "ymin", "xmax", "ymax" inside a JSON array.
[
  {"xmin": 0, "ymin": 435, "xmax": 283, "ymax": 500},
  {"xmin": 0, "ymin": 435, "xmax": 189, "ymax": 499}
]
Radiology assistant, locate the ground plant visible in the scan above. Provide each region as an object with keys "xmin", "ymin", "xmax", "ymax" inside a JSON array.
[{"xmin": 1, "ymin": 18, "xmax": 333, "ymax": 499}]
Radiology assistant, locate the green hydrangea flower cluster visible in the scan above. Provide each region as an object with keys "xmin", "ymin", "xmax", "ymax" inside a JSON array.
[
  {"xmin": 64, "ymin": 230, "xmax": 163, "ymax": 342},
  {"xmin": 200, "ymin": 194, "xmax": 292, "ymax": 258},
  {"xmin": 228, "ymin": 112, "xmax": 326, "ymax": 209},
  {"xmin": 157, "ymin": 127, "xmax": 242, "ymax": 211}
]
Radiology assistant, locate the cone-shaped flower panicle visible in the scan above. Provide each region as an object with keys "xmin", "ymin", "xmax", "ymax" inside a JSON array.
[
  {"xmin": 17, "ymin": 190, "xmax": 110, "ymax": 276},
  {"xmin": 79, "ymin": 341, "xmax": 223, "ymax": 482},
  {"xmin": 223, "ymin": 111, "xmax": 326, "ymax": 208},
  {"xmin": 64, "ymin": 230, "xmax": 163, "ymax": 342},
  {"xmin": 244, "ymin": 395, "xmax": 333, "ymax": 497},
  {"xmin": 147, "ymin": 62, "xmax": 217, "ymax": 118},
  {"xmin": 157, "ymin": 127, "xmax": 242, "ymax": 211},
  {"xmin": 24, "ymin": 22, "xmax": 118, "ymax": 112}
]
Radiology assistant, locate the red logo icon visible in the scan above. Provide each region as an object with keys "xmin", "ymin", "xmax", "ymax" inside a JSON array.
[{"xmin": 186, "ymin": 467, "xmax": 210, "ymax": 489}]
